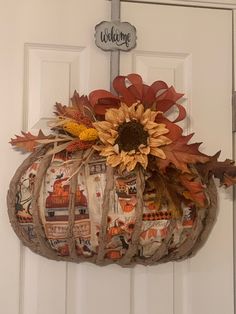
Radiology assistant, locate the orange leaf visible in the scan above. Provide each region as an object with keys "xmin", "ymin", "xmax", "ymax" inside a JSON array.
[
  {"xmin": 9, "ymin": 130, "xmax": 50, "ymax": 152},
  {"xmin": 180, "ymin": 173, "xmax": 207, "ymax": 207},
  {"xmin": 157, "ymin": 134, "xmax": 210, "ymax": 173}
]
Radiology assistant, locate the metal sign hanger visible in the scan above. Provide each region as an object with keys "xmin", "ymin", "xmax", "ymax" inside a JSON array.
[{"xmin": 95, "ymin": 0, "xmax": 137, "ymax": 93}]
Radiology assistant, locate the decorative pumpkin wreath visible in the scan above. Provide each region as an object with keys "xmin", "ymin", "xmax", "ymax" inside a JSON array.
[{"xmin": 7, "ymin": 74, "xmax": 236, "ymax": 266}]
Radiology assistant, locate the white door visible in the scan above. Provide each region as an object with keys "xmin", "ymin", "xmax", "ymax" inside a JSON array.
[
  {"xmin": 0, "ymin": 1, "xmax": 233, "ymax": 314},
  {"xmin": 120, "ymin": 3, "xmax": 233, "ymax": 314}
]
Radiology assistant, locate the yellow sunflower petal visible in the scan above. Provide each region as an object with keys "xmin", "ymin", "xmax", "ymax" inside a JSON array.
[
  {"xmin": 158, "ymin": 135, "xmax": 172, "ymax": 145},
  {"xmin": 139, "ymin": 145, "xmax": 151, "ymax": 155},
  {"xmin": 141, "ymin": 108, "xmax": 152, "ymax": 122},
  {"xmin": 107, "ymin": 154, "xmax": 122, "ymax": 167},
  {"xmin": 141, "ymin": 118, "xmax": 149, "ymax": 126},
  {"xmin": 122, "ymin": 154, "xmax": 133, "ymax": 166},
  {"xmin": 105, "ymin": 108, "xmax": 120, "ymax": 123},
  {"xmin": 150, "ymin": 147, "xmax": 166, "ymax": 159},
  {"xmin": 93, "ymin": 144, "xmax": 102, "ymax": 151},
  {"xmin": 135, "ymin": 104, "xmax": 144, "ymax": 120},
  {"xmin": 149, "ymin": 126, "xmax": 170, "ymax": 137},
  {"xmin": 98, "ymin": 131, "xmax": 114, "ymax": 144},
  {"xmin": 148, "ymin": 123, "xmax": 168, "ymax": 134},
  {"xmin": 109, "ymin": 129, "xmax": 118, "ymax": 137},
  {"xmin": 119, "ymin": 162, "xmax": 127, "ymax": 173},
  {"xmin": 128, "ymin": 103, "xmax": 137, "ymax": 120},
  {"xmin": 128, "ymin": 149, "xmax": 136, "ymax": 155},
  {"xmin": 149, "ymin": 111, "xmax": 159, "ymax": 122},
  {"xmin": 127, "ymin": 159, "xmax": 137, "ymax": 172},
  {"xmin": 120, "ymin": 150, "xmax": 128, "ymax": 158},
  {"xmin": 99, "ymin": 145, "xmax": 116, "ymax": 157},
  {"xmin": 149, "ymin": 136, "xmax": 171, "ymax": 147},
  {"xmin": 120, "ymin": 103, "xmax": 131, "ymax": 122},
  {"xmin": 106, "ymin": 137, "xmax": 116, "ymax": 145},
  {"xmin": 113, "ymin": 144, "xmax": 119, "ymax": 154},
  {"xmin": 135, "ymin": 154, "xmax": 148, "ymax": 169},
  {"xmin": 144, "ymin": 121, "xmax": 159, "ymax": 130},
  {"xmin": 93, "ymin": 121, "xmax": 113, "ymax": 131}
]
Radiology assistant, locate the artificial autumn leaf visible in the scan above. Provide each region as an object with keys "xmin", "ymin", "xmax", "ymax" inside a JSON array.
[
  {"xmin": 54, "ymin": 92, "xmax": 95, "ymax": 124},
  {"xmin": 196, "ymin": 151, "xmax": 236, "ymax": 187},
  {"xmin": 179, "ymin": 173, "xmax": 207, "ymax": 208},
  {"xmin": 156, "ymin": 134, "xmax": 210, "ymax": 173},
  {"xmin": 223, "ymin": 174, "xmax": 236, "ymax": 187},
  {"xmin": 71, "ymin": 92, "xmax": 95, "ymax": 121},
  {"xmin": 9, "ymin": 130, "xmax": 50, "ymax": 152}
]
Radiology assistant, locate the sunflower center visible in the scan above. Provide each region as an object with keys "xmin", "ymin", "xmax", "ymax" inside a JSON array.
[{"xmin": 116, "ymin": 121, "xmax": 148, "ymax": 152}]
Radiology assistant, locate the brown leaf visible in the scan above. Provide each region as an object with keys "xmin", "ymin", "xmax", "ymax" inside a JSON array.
[
  {"xmin": 9, "ymin": 130, "xmax": 50, "ymax": 152},
  {"xmin": 223, "ymin": 173, "xmax": 236, "ymax": 187},
  {"xmin": 196, "ymin": 152, "xmax": 236, "ymax": 186},
  {"xmin": 156, "ymin": 134, "xmax": 210, "ymax": 173},
  {"xmin": 71, "ymin": 92, "xmax": 95, "ymax": 121},
  {"xmin": 54, "ymin": 91, "xmax": 95, "ymax": 123}
]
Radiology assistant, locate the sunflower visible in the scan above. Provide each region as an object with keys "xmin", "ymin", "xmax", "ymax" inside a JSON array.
[{"xmin": 93, "ymin": 103, "xmax": 171, "ymax": 172}]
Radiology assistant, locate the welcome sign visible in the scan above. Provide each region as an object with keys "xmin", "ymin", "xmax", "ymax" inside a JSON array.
[{"xmin": 95, "ymin": 21, "xmax": 137, "ymax": 51}]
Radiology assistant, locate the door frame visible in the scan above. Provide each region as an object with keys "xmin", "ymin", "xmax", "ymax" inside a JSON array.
[{"xmin": 120, "ymin": 0, "xmax": 236, "ymax": 10}]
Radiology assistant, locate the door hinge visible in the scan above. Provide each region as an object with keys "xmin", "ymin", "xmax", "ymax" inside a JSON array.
[{"xmin": 233, "ymin": 92, "xmax": 236, "ymax": 132}]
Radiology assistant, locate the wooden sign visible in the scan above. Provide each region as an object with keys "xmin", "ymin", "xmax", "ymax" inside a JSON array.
[{"xmin": 95, "ymin": 21, "xmax": 137, "ymax": 51}]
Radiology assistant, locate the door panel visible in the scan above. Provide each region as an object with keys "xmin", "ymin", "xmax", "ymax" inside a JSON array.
[{"xmin": 120, "ymin": 3, "xmax": 233, "ymax": 314}]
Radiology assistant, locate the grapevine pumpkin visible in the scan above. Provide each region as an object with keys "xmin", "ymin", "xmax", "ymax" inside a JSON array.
[{"xmin": 7, "ymin": 74, "xmax": 236, "ymax": 266}]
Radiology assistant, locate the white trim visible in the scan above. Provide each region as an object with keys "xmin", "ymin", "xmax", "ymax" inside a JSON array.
[{"xmin": 119, "ymin": 0, "xmax": 236, "ymax": 9}]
